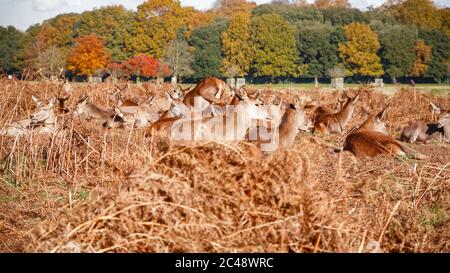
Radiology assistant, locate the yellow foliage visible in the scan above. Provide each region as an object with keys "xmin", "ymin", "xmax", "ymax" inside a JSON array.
[
  {"xmin": 410, "ymin": 39, "xmax": 431, "ymax": 77},
  {"xmin": 221, "ymin": 12, "xmax": 252, "ymax": 77},
  {"xmin": 338, "ymin": 23, "xmax": 384, "ymax": 77}
]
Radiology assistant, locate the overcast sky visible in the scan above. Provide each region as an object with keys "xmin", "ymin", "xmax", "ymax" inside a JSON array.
[{"xmin": 0, "ymin": 0, "xmax": 449, "ymax": 31}]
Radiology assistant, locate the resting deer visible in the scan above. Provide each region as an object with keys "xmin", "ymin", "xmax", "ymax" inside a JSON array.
[
  {"xmin": 117, "ymin": 96, "xmax": 160, "ymax": 128},
  {"xmin": 344, "ymin": 105, "xmax": 427, "ymax": 159},
  {"xmin": 314, "ymin": 91, "xmax": 360, "ymax": 134},
  {"xmin": 159, "ymin": 88, "xmax": 191, "ymax": 119},
  {"xmin": 1, "ymin": 96, "xmax": 57, "ymax": 136},
  {"xmin": 400, "ymin": 104, "xmax": 450, "ymax": 143},
  {"xmin": 147, "ymin": 92, "xmax": 269, "ymax": 142},
  {"xmin": 74, "ymin": 96, "xmax": 124, "ymax": 128},
  {"xmin": 247, "ymin": 96, "xmax": 313, "ymax": 152}
]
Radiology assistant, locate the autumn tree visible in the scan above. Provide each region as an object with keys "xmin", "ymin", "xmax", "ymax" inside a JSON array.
[
  {"xmin": 395, "ymin": 0, "xmax": 441, "ymax": 29},
  {"xmin": 22, "ymin": 14, "xmax": 78, "ymax": 76},
  {"xmin": 221, "ymin": 12, "xmax": 252, "ymax": 77},
  {"xmin": 76, "ymin": 5, "xmax": 135, "ymax": 62},
  {"xmin": 213, "ymin": 0, "xmax": 257, "ymax": 17},
  {"xmin": 314, "ymin": 0, "xmax": 351, "ymax": 9},
  {"xmin": 121, "ymin": 54, "xmax": 171, "ymax": 79},
  {"xmin": 67, "ymin": 35, "xmax": 110, "ymax": 78},
  {"xmin": 439, "ymin": 8, "xmax": 450, "ymax": 36},
  {"xmin": 133, "ymin": 0, "xmax": 190, "ymax": 59},
  {"xmin": 249, "ymin": 13, "xmax": 300, "ymax": 80},
  {"xmin": 183, "ymin": 7, "xmax": 215, "ymax": 37},
  {"xmin": 163, "ymin": 30, "xmax": 194, "ymax": 83},
  {"xmin": 410, "ymin": 39, "xmax": 431, "ymax": 77},
  {"xmin": 338, "ymin": 22, "xmax": 383, "ymax": 77}
]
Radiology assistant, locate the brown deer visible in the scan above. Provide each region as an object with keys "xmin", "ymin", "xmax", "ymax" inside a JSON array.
[
  {"xmin": 314, "ymin": 91, "xmax": 360, "ymax": 134},
  {"xmin": 400, "ymin": 105, "xmax": 450, "ymax": 143},
  {"xmin": 74, "ymin": 96, "xmax": 124, "ymax": 128},
  {"xmin": 247, "ymin": 97, "xmax": 313, "ymax": 152},
  {"xmin": 1, "ymin": 96, "xmax": 58, "ymax": 136},
  {"xmin": 183, "ymin": 77, "xmax": 229, "ymax": 114},
  {"xmin": 344, "ymin": 105, "xmax": 427, "ymax": 159}
]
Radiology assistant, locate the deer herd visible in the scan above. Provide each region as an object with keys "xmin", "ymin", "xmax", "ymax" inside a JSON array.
[{"xmin": 1, "ymin": 77, "xmax": 448, "ymax": 159}]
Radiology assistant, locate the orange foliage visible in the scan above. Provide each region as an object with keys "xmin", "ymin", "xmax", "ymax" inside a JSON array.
[{"xmin": 67, "ymin": 35, "xmax": 110, "ymax": 77}]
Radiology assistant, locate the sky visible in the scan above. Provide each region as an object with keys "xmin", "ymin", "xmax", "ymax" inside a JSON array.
[{"xmin": 0, "ymin": 0, "xmax": 449, "ymax": 31}]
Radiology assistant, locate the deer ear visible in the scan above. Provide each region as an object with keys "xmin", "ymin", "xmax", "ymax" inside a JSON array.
[
  {"xmin": 165, "ymin": 91, "xmax": 173, "ymax": 102},
  {"xmin": 377, "ymin": 104, "xmax": 389, "ymax": 121},
  {"xmin": 147, "ymin": 95, "xmax": 155, "ymax": 105},
  {"xmin": 430, "ymin": 102, "xmax": 441, "ymax": 112},
  {"xmin": 49, "ymin": 96, "xmax": 57, "ymax": 106},
  {"xmin": 32, "ymin": 95, "xmax": 42, "ymax": 106},
  {"xmin": 353, "ymin": 92, "xmax": 361, "ymax": 103},
  {"xmin": 361, "ymin": 106, "xmax": 371, "ymax": 118}
]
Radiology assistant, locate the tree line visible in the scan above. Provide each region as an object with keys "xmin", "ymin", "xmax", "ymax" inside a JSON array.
[{"xmin": 0, "ymin": 0, "xmax": 449, "ymax": 83}]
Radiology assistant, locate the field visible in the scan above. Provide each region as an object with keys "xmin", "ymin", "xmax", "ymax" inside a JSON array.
[{"xmin": 0, "ymin": 80, "xmax": 449, "ymax": 253}]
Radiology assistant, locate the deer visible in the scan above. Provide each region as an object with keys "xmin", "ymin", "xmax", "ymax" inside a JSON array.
[
  {"xmin": 147, "ymin": 91, "xmax": 269, "ymax": 142},
  {"xmin": 159, "ymin": 88, "xmax": 191, "ymax": 119},
  {"xmin": 1, "ymin": 96, "xmax": 58, "ymax": 136},
  {"xmin": 74, "ymin": 96, "xmax": 124, "ymax": 128},
  {"xmin": 313, "ymin": 90, "xmax": 360, "ymax": 134},
  {"xmin": 343, "ymin": 105, "xmax": 427, "ymax": 159},
  {"xmin": 247, "ymin": 96, "xmax": 313, "ymax": 152},
  {"xmin": 183, "ymin": 77, "xmax": 230, "ymax": 115},
  {"xmin": 116, "ymin": 96, "xmax": 161, "ymax": 128},
  {"xmin": 400, "ymin": 104, "xmax": 450, "ymax": 143}
]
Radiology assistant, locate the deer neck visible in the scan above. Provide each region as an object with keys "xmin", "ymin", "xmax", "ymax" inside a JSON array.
[
  {"xmin": 278, "ymin": 109, "xmax": 299, "ymax": 148},
  {"xmin": 443, "ymin": 123, "xmax": 450, "ymax": 139},
  {"xmin": 334, "ymin": 100, "xmax": 354, "ymax": 127}
]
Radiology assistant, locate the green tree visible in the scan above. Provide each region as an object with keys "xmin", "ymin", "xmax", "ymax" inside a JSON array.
[
  {"xmin": 221, "ymin": 12, "xmax": 252, "ymax": 77},
  {"xmin": 190, "ymin": 19, "xmax": 229, "ymax": 79},
  {"xmin": 0, "ymin": 26, "xmax": 23, "ymax": 73},
  {"xmin": 321, "ymin": 7, "xmax": 369, "ymax": 25},
  {"xmin": 419, "ymin": 29, "xmax": 450, "ymax": 82},
  {"xmin": 371, "ymin": 22, "xmax": 418, "ymax": 79},
  {"xmin": 314, "ymin": 0, "xmax": 350, "ymax": 9},
  {"xmin": 75, "ymin": 5, "xmax": 135, "ymax": 62},
  {"xmin": 338, "ymin": 22, "xmax": 383, "ymax": 77},
  {"xmin": 297, "ymin": 21, "xmax": 344, "ymax": 77},
  {"xmin": 249, "ymin": 13, "xmax": 300, "ymax": 80}
]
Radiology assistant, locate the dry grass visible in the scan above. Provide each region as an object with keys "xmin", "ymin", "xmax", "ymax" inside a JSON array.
[{"xmin": 0, "ymin": 80, "xmax": 449, "ymax": 253}]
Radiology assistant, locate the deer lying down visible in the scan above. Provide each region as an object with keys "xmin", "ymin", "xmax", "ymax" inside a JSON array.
[
  {"xmin": 314, "ymin": 91, "xmax": 360, "ymax": 134},
  {"xmin": 146, "ymin": 93, "xmax": 269, "ymax": 143},
  {"xmin": 344, "ymin": 105, "xmax": 427, "ymax": 159},
  {"xmin": 0, "ymin": 96, "xmax": 57, "ymax": 136},
  {"xmin": 400, "ymin": 104, "xmax": 449, "ymax": 143},
  {"xmin": 246, "ymin": 99, "xmax": 313, "ymax": 152},
  {"xmin": 74, "ymin": 96, "xmax": 124, "ymax": 128}
]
